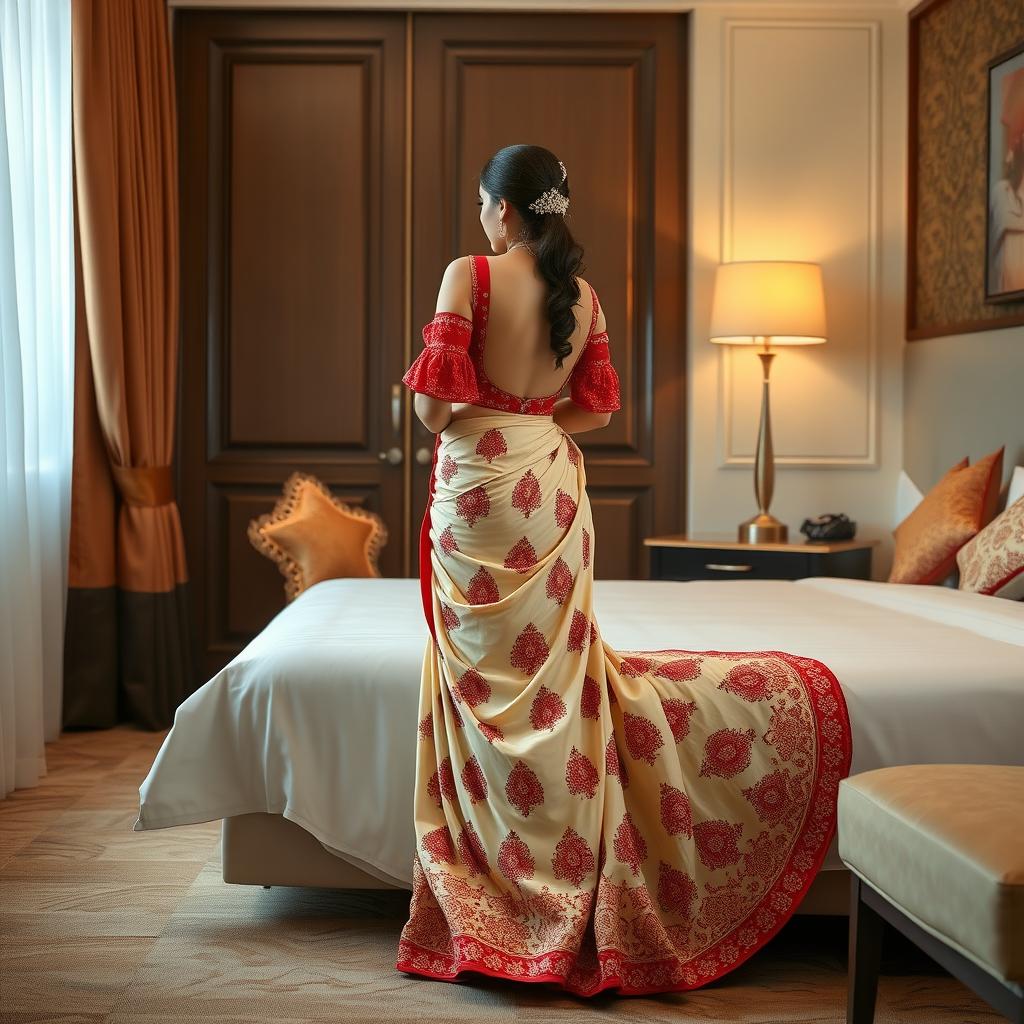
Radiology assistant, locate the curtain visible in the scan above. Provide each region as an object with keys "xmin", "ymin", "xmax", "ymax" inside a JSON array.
[
  {"xmin": 0, "ymin": 0, "xmax": 74, "ymax": 797},
  {"xmin": 64, "ymin": 0, "xmax": 195, "ymax": 730}
]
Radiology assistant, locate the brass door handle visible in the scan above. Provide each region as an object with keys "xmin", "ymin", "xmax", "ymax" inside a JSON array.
[
  {"xmin": 391, "ymin": 383, "xmax": 402, "ymax": 435},
  {"xmin": 704, "ymin": 563, "xmax": 753, "ymax": 572}
]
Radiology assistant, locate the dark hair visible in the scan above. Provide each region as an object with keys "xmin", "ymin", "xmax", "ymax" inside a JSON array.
[{"xmin": 479, "ymin": 144, "xmax": 585, "ymax": 368}]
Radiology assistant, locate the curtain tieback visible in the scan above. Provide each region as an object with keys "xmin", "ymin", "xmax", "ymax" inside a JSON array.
[{"xmin": 111, "ymin": 464, "xmax": 175, "ymax": 507}]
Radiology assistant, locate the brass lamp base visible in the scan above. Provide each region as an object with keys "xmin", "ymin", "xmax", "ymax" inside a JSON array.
[
  {"xmin": 738, "ymin": 513, "xmax": 788, "ymax": 544},
  {"xmin": 738, "ymin": 347, "xmax": 788, "ymax": 545}
]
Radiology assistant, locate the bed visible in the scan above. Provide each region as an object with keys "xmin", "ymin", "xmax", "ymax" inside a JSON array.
[{"xmin": 133, "ymin": 576, "xmax": 1024, "ymax": 915}]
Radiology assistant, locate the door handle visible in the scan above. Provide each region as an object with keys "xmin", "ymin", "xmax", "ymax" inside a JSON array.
[
  {"xmin": 391, "ymin": 383, "xmax": 402, "ymax": 435},
  {"xmin": 378, "ymin": 446, "xmax": 403, "ymax": 465},
  {"xmin": 704, "ymin": 563, "xmax": 754, "ymax": 572},
  {"xmin": 415, "ymin": 447, "xmax": 432, "ymax": 466}
]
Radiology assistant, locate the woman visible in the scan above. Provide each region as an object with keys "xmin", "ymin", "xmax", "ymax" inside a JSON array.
[{"xmin": 397, "ymin": 144, "xmax": 851, "ymax": 996}]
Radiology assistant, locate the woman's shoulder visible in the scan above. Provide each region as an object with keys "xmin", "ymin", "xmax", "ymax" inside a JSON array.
[
  {"xmin": 435, "ymin": 256, "xmax": 475, "ymax": 318},
  {"xmin": 442, "ymin": 254, "xmax": 477, "ymax": 277},
  {"xmin": 574, "ymin": 274, "xmax": 602, "ymax": 308},
  {"xmin": 573, "ymin": 275, "xmax": 604, "ymax": 335}
]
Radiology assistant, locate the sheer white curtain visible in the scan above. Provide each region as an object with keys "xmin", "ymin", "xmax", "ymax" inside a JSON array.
[{"xmin": 0, "ymin": 0, "xmax": 73, "ymax": 798}]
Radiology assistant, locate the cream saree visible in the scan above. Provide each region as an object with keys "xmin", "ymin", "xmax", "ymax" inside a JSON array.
[{"xmin": 396, "ymin": 412, "xmax": 852, "ymax": 996}]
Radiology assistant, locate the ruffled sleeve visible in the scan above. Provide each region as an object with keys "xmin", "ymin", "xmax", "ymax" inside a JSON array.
[
  {"xmin": 569, "ymin": 331, "xmax": 621, "ymax": 412},
  {"xmin": 401, "ymin": 312, "xmax": 480, "ymax": 403},
  {"xmin": 569, "ymin": 284, "xmax": 621, "ymax": 413}
]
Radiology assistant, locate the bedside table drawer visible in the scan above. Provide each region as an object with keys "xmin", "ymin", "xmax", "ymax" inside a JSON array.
[
  {"xmin": 645, "ymin": 535, "xmax": 874, "ymax": 582},
  {"xmin": 652, "ymin": 547, "xmax": 814, "ymax": 581}
]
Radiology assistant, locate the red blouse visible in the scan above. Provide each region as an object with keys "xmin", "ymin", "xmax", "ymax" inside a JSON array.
[{"xmin": 401, "ymin": 254, "xmax": 621, "ymax": 415}]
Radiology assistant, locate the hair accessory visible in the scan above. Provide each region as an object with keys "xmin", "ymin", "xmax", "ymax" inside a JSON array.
[{"xmin": 528, "ymin": 160, "xmax": 570, "ymax": 216}]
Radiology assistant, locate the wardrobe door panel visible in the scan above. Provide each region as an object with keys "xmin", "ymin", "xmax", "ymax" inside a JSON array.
[
  {"xmin": 177, "ymin": 12, "xmax": 407, "ymax": 677},
  {"xmin": 227, "ymin": 61, "xmax": 369, "ymax": 447}
]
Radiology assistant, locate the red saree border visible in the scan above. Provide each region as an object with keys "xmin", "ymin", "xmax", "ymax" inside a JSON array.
[{"xmin": 396, "ymin": 648, "xmax": 853, "ymax": 997}]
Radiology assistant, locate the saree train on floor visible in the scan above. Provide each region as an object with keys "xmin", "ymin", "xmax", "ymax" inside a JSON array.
[{"xmin": 395, "ymin": 412, "xmax": 852, "ymax": 996}]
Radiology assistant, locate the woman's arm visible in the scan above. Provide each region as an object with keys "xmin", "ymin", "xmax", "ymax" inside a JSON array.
[
  {"xmin": 411, "ymin": 258, "xmax": 474, "ymax": 433},
  {"xmin": 552, "ymin": 398, "xmax": 612, "ymax": 434},
  {"xmin": 557, "ymin": 296, "xmax": 618, "ymax": 433},
  {"xmin": 414, "ymin": 392, "xmax": 453, "ymax": 434}
]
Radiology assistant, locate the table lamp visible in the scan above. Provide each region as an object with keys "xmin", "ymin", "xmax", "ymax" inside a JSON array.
[{"xmin": 709, "ymin": 261, "xmax": 827, "ymax": 544}]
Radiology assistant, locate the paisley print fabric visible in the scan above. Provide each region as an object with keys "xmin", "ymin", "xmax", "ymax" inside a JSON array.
[
  {"xmin": 957, "ymin": 494, "xmax": 1024, "ymax": 600},
  {"xmin": 396, "ymin": 412, "xmax": 852, "ymax": 996}
]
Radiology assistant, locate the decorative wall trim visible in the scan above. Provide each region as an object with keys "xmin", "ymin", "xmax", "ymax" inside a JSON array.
[{"xmin": 719, "ymin": 18, "xmax": 881, "ymax": 469}]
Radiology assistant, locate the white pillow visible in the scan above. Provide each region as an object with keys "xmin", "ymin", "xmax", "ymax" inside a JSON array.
[
  {"xmin": 1007, "ymin": 465, "xmax": 1024, "ymax": 508},
  {"xmin": 895, "ymin": 464, "xmax": 1021, "ymax": 519},
  {"xmin": 894, "ymin": 469, "xmax": 924, "ymax": 528}
]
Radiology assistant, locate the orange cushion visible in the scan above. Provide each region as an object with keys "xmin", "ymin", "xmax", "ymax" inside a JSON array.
[
  {"xmin": 888, "ymin": 447, "xmax": 1004, "ymax": 585},
  {"xmin": 248, "ymin": 472, "xmax": 388, "ymax": 602},
  {"xmin": 956, "ymin": 495, "xmax": 1024, "ymax": 599}
]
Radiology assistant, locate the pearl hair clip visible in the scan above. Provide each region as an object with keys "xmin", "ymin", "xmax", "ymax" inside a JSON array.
[{"xmin": 528, "ymin": 160, "xmax": 570, "ymax": 216}]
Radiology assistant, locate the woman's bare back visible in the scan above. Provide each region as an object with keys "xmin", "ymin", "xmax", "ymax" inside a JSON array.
[{"xmin": 447, "ymin": 250, "xmax": 600, "ymax": 422}]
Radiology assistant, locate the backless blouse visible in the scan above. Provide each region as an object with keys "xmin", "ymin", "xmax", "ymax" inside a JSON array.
[{"xmin": 401, "ymin": 254, "xmax": 621, "ymax": 415}]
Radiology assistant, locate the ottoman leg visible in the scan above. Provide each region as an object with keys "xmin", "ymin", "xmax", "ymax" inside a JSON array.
[{"xmin": 848, "ymin": 874, "xmax": 884, "ymax": 1024}]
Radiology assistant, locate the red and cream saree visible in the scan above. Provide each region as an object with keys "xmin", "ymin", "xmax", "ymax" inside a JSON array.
[{"xmin": 395, "ymin": 412, "xmax": 852, "ymax": 996}]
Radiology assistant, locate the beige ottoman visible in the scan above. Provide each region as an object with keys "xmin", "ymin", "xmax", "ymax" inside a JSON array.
[{"xmin": 838, "ymin": 765, "xmax": 1024, "ymax": 1024}]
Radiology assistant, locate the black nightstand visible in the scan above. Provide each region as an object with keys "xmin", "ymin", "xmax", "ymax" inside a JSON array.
[{"xmin": 644, "ymin": 534, "xmax": 876, "ymax": 582}]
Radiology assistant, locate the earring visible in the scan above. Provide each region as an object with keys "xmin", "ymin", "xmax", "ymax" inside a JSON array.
[{"xmin": 498, "ymin": 221, "xmax": 506, "ymax": 238}]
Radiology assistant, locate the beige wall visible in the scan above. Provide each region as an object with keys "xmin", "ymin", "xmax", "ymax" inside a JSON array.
[
  {"xmin": 904, "ymin": 326, "xmax": 1024, "ymax": 494},
  {"xmin": 688, "ymin": 4, "xmax": 908, "ymax": 579}
]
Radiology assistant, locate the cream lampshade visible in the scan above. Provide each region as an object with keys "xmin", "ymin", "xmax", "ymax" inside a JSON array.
[{"xmin": 709, "ymin": 261, "xmax": 827, "ymax": 544}]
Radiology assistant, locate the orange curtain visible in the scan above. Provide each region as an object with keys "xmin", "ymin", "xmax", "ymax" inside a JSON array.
[{"xmin": 65, "ymin": 0, "xmax": 195, "ymax": 728}]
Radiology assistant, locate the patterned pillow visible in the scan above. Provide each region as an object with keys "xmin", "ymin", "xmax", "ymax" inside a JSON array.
[
  {"xmin": 248, "ymin": 472, "xmax": 388, "ymax": 602},
  {"xmin": 956, "ymin": 495, "xmax": 1024, "ymax": 599},
  {"xmin": 888, "ymin": 447, "xmax": 1004, "ymax": 585}
]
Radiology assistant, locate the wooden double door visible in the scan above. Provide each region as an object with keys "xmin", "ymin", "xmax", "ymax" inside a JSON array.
[{"xmin": 176, "ymin": 9, "xmax": 688, "ymax": 678}]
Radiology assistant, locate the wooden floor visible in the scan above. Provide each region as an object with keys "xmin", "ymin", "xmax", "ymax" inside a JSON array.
[{"xmin": 0, "ymin": 725, "xmax": 1000, "ymax": 1023}]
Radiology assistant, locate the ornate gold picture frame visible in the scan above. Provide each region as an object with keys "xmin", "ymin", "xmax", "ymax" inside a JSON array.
[
  {"xmin": 985, "ymin": 40, "xmax": 1024, "ymax": 304},
  {"xmin": 907, "ymin": 0, "xmax": 1024, "ymax": 339}
]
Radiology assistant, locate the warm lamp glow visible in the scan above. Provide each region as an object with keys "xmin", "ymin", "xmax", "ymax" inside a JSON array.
[
  {"xmin": 709, "ymin": 261, "xmax": 827, "ymax": 346},
  {"xmin": 708, "ymin": 260, "xmax": 829, "ymax": 545}
]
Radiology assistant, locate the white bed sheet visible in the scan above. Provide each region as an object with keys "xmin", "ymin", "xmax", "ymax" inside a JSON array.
[{"xmin": 134, "ymin": 577, "xmax": 1024, "ymax": 886}]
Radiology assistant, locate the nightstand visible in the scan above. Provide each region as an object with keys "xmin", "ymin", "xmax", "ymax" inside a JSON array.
[{"xmin": 644, "ymin": 534, "xmax": 877, "ymax": 582}]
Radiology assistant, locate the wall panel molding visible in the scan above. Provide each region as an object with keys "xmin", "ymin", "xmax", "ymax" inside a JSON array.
[{"xmin": 718, "ymin": 18, "xmax": 881, "ymax": 469}]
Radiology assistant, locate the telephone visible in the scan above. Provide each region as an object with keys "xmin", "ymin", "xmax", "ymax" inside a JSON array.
[{"xmin": 799, "ymin": 512, "xmax": 856, "ymax": 541}]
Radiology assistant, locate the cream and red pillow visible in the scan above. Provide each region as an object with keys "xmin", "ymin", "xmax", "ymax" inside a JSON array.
[
  {"xmin": 248, "ymin": 471, "xmax": 388, "ymax": 602},
  {"xmin": 956, "ymin": 494, "xmax": 1024, "ymax": 599},
  {"xmin": 888, "ymin": 447, "xmax": 1004, "ymax": 585}
]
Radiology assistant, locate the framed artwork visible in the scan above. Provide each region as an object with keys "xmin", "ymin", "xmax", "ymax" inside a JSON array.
[
  {"xmin": 986, "ymin": 40, "xmax": 1024, "ymax": 304},
  {"xmin": 907, "ymin": 0, "xmax": 1024, "ymax": 340}
]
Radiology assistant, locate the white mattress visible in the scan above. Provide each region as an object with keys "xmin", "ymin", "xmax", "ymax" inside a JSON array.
[{"xmin": 134, "ymin": 577, "xmax": 1024, "ymax": 886}]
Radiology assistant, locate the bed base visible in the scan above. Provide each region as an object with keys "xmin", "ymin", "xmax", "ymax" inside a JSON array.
[{"xmin": 221, "ymin": 812, "xmax": 850, "ymax": 915}]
